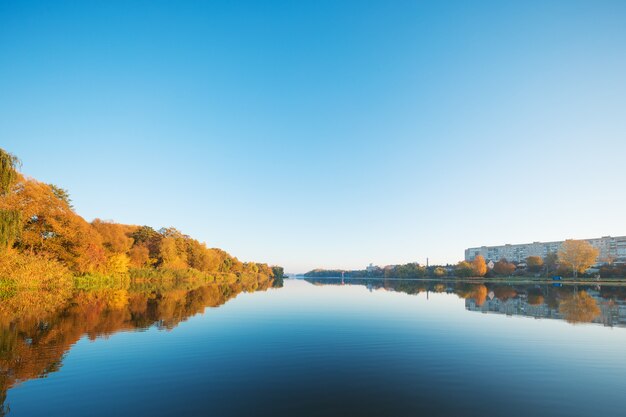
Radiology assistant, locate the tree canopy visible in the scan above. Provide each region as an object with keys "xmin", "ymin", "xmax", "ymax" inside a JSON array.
[
  {"xmin": 558, "ymin": 240, "xmax": 599, "ymax": 278},
  {"xmin": 0, "ymin": 148, "xmax": 281, "ymax": 284}
]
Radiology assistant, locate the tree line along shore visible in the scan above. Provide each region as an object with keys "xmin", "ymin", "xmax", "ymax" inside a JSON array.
[
  {"xmin": 0, "ymin": 148, "xmax": 285, "ymax": 291},
  {"xmin": 305, "ymin": 241, "xmax": 625, "ymax": 280}
]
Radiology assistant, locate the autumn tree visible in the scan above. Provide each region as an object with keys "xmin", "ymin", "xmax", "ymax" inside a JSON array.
[
  {"xmin": 129, "ymin": 244, "xmax": 151, "ymax": 268},
  {"xmin": 526, "ymin": 256, "xmax": 544, "ymax": 273},
  {"xmin": 186, "ymin": 239, "xmax": 212, "ymax": 272},
  {"xmin": 131, "ymin": 226, "xmax": 161, "ymax": 254},
  {"xmin": 471, "ymin": 255, "xmax": 487, "ymax": 277},
  {"xmin": 558, "ymin": 240, "xmax": 599, "ymax": 278},
  {"xmin": 0, "ymin": 148, "xmax": 285, "ymax": 282},
  {"xmin": 493, "ymin": 258, "xmax": 516, "ymax": 276},
  {"xmin": 92, "ymin": 219, "xmax": 134, "ymax": 254},
  {"xmin": 1, "ymin": 177, "xmax": 106, "ymax": 273},
  {"xmin": 158, "ymin": 236, "xmax": 188, "ymax": 270}
]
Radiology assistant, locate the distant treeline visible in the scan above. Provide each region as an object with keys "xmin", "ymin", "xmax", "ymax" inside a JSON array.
[
  {"xmin": 306, "ymin": 248, "xmax": 626, "ymax": 280},
  {"xmin": 304, "ymin": 263, "xmax": 449, "ymax": 279},
  {"xmin": 0, "ymin": 148, "xmax": 285, "ymax": 287}
]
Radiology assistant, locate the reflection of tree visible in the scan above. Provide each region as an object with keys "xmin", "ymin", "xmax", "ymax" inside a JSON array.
[
  {"xmin": 493, "ymin": 286, "xmax": 517, "ymax": 301},
  {"xmin": 306, "ymin": 280, "xmax": 618, "ymax": 329},
  {"xmin": 455, "ymin": 284, "xmax": 487, "ymax": 306},
  {"xmin": 527, "ymin": 294, "xmax": 544, "ymax": 306},
  {"xmin": 433, "ymin": 283, "xmax": 446, "ymax": 293},
  {"xmin": 471, "ymin": 285, "xmax": 488, "ymax": 306},
  {"xmin": 0, "ymin": 273, "xmax": 278, "ymax": 411},
  {"xmin": 559, "ymin": 291, "xmax": 601, "ymax": 324}
]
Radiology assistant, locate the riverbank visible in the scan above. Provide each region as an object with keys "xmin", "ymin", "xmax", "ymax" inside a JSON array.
[{"xmin": 295, "ymin": 276, "xmax": 626, "ymax": 286}]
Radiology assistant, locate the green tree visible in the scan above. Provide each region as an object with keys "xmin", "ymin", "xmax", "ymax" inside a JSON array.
[
  {"xmin": 544, "ymin": 252, "xmax": 558, "ymax": 275},
  {"xmin": 48, "ymin": 184, "xmax": 72, "ymax": 208},
  {"xmin": 433, "ymin": 266, "xmax": 446, "ymax": 277},
  {"xmin": 0, "ymin": 209, "xmax": 21, "ymax": 250},
  {"xmin": 455, "ymin": 261, "xmax": 474, "ymax": 277},
  {"xmin": 0, "ymin": 148, "xmax": 21, "ymax": 250},
  {"xmin": 0, "ymin": 148, "xmax": 20, "ymax": 195}
]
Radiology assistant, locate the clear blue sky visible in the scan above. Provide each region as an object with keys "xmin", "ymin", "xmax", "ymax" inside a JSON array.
[{"xmin": 1, "ymin": 1, "xmax": 625, "ymax": 272}]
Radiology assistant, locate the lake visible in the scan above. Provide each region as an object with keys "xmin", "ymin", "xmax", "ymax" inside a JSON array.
[{"xmin": 2, "ymin": 278, "xmax": 626, "ymax": 416}]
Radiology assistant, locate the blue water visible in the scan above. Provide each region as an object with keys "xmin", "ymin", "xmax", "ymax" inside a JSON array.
[{"xmin": 3, "ymin": 279, "xmax": 626, "ymax": 416}]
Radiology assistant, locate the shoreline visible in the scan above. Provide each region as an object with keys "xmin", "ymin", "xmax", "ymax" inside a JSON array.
[{"xmin": 296, "ymin": 276, "xmax": 626, "ymax": 286}]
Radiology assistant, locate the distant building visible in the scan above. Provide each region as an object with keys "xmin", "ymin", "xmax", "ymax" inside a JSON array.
[
  {"xmin": 465, "ymin": 235, "xmax": 626, "ymax": 263},
  {"xmin": 366, "ymin": 263, "xmax": 377, "ymax": 272}
]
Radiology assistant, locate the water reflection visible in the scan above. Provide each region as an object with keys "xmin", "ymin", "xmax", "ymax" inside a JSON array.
[
  {"xmin": 304, "ymin": 278, "xmax": 626, "ymax": 327},
  {"xmin": 0, "ymin": 273, "xmax": 279, "ymax": 415},
  {"xmin": 2, "ymin": 277, "xmax": 626, "ymax": 416}
]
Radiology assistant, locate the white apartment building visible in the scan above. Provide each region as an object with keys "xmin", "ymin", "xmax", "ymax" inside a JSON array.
[{"xmin": 465, "ymin": 236, "xmax": 626, "ymax": 263}]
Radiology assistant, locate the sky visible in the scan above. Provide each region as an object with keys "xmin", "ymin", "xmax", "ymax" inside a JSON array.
[{"xmin": 1, "ymin": 0, "xmax": 625, "ymax": 273}]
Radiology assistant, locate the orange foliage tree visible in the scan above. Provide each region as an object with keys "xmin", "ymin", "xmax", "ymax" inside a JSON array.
[
  {"xmin": 471, "ymin": 255, "xmax": 487, "ymax": 277},
  {"xmin": 0, "ymin": 147, "xmax": 280, "ymax": 284},
  {"xmin": 493, "ymin": 258, "xmax": 516, "ymax": 276}
]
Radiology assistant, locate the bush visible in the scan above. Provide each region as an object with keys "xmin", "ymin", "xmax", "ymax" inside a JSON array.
[
  {"xmin": 0, "ymin": 250, "xmax": 73, "ymax": 322},
  {"xmin": 0, "ymin": 249, "xmax": 72, "ymax": 291}
]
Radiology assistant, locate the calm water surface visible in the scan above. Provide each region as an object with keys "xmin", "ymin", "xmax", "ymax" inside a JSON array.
[{"xmin": 2, "ymin": 278, "xmax": 626, "ymax": 416}]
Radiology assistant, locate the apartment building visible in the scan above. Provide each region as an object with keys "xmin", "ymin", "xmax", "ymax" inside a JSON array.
[{"xmin": 464, "ymin": 236, "xmax": 626, "ymax": 263}]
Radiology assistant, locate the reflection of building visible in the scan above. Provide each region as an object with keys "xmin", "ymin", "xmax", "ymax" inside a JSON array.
[
  {"xmin": 465, "ymin": 235, "xmax": 626, "ymax": 263},
  {"xmin": 465, "ymin": 290, "xmax": 626, "ymax": 328}
]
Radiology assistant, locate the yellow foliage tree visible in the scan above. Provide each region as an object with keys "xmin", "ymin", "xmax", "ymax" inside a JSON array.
[
  {"xmin": 106, "ymin": 253, "xmax": 130, "ymax": 276},
  {"xmin": 558, "ymin": 240, "xmax": 599, "ymax": 278},
  {"xmin": 159, "ymin": 237, "xmax": 188, "ymax": 270},
  {"xmin": 0, "ymin": 249, "xmax": 71, "ymax": 291}
]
